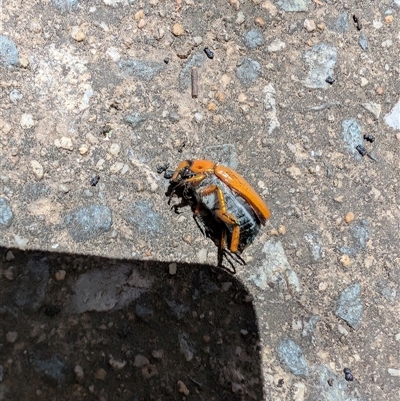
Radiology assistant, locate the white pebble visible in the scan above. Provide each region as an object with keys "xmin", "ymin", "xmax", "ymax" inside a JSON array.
[
  {"xmin": 31, "ymin": 160, "xmax": 44, "ymax": 179},
  {"xmin": 20, "ymin": 113, "xmax": 35, "ymax": 129}
]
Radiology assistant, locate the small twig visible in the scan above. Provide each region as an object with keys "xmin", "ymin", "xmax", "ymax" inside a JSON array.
[
  {"xmin": 191, "ymin": 67, "xmax": 198, "ymax": 98},
  {"xmin": 188, "ymin": 375, "xmax": 204, "ymax": 388}
]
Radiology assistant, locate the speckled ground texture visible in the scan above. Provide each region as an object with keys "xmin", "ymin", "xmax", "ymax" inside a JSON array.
[{"xmin": 0, "ymin": 0, "xmax": 399, "ymax": 400}]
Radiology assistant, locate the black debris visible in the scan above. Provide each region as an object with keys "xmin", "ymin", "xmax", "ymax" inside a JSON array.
[
  {"xmin": 204, "ymin": 47, "xmax": 214, "ymax": 59},
  {"xmin": 327, "ymin": 378, "xmax": 334, "ymax": 386},
  {"xmin": 90, "ymin": 175, "xmax": 100, "ymax": 186},
  {"xmin": 118, "ymin": 324, "xmax": 133, "ymax": 339},
  {"xmin": 363, "ymin": 134, "xmax": 375, "ymax": 143},
  {"xmin": 277, "ymin": 378, "xmax": 284, "ymax": 387},
  {"xmin": 356, "ymin": 145, "xmax": 367, "ymax": 157},
  {"xmin": 325, "ymin": 76, "xmax": 335, "ymax": 84},
  {"xmin": 44, "ymin": 305, "xmax": 62, "ymax": 317},
  {"xmin": 157, "ymin": 163, "xmax": 170, "ymax": 174},
  {"xmin": 343, "ymin": 367, "xmax": 354, "ymax": 381},
  {"xmin": 353, "ymin": 15, "xmax": 362, "ymax": 30},
  {"xmin": 177, "ymin": 142, "xmax": 186, "ymax": 153},
  {"xmin": 164, "ymin": 57, "xmax": 169, "ymax": 64}
]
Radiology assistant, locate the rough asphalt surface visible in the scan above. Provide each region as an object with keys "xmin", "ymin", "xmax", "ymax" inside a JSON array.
[{"xmin": 1, "ymin": 0, "xmax": 400, "ymax": 400}]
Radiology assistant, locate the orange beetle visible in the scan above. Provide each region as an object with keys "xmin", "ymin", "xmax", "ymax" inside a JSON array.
[{"xmin": 171, "ymin": 159, "xmax": 271, "ymax": 254}]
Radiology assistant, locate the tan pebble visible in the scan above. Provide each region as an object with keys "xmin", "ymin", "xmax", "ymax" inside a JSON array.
[
  {"xmin": 396, "ymin": 133, "xmax": 400, "ymax": 141},
  {"xmin": 207, "ymin": 102, "xmax": 217, "ymax": 111},
  {"xmin": 304, "ymin": 19, "xmax": 316, "ymax": 32},
  {"xmin": 177, "ymin": 380, "xmax": 189, "ymax": 396},
  {"xmin": 230, "ymin": 0, "xmax": 240, "ymax": 10},
  {"xmin": 255, "ymin": 17, "xmax": 265, "ymax": 27},
  {"xmin": 134, "ymin": 10, "xmax": 145, "ymax": 20},
  {"xmin": 334, "ymin": 196, "xmax": 344, "ymax": 203},
  {"xmin": 74, "ymin": 365, "xmax": 84, "ymax": 381},
  {"xmin": 31, "ymin": 160, "xmax": 44, "ymax": 179},
  {"xmin": 340, "ymin": 254, "xmax": 351, "ymax": 267},
  {"xmin": 108, "ymin": 356, "xmax": 127, "ymax": 370},
  {"xmin": 203, "ymin": 334, "xmax": 211, "ymax": 342},
  {"xmin": 54, "ymin": 136, "xmax": 73, "ymax": 151},
  {"xmin": 151, "ymin": 349, "xmax": 164, "ymax": 359},
  {"xmin": 385, "ymin": 15, "xmax": 393, "ymax": 24},
  {"xmin": 71, "ymin": 26, "xmax": 85, "ymax": 42},
  {"xmin": 134, "ymin": 354, "xmax": 150, "ymax": 368},
  {"xmin": 376, "ymin": 87, "xmax": 383, "ymax": 95},
  {"xmin": 19, "ymin": 56, "xmax": 29, "ymax": 68},
  {"xmin": 171, "ymin": 23, "xmax": 185, "ymax": 36},
  {"xmin": 319, "ymin": 282, "xmax": 328, "ymax": 291},
  {"xmin": 269, "ymin": 228, "xmax": 279, "ymax": 236},
  {"xmin": 238, "ymin": 93, "xmax": 247, "ymax": 102},
  {"xmin": 278, "ymin": 225, "xmax": 286, "ymax": 235},
  {"xmin": 137, "ymin": 19, "xmax": 146, "ymax": 29},
  {"xmin": 317, "ymin": 22, "xmax": 326, "ymax": 30},
  {"xmin": 79, "ymin": 145, "xmax": 88, "ymax": 155},
  {"xmin": 94, "ymin": 368, "xmax": 107, "ymax": 380},
  {"xmin": 215, "ymin": 91, "xmax": 225, "ymax": 102},
  {"xmin": 360, "ymin": 77, "xmax": 369, "ymax": 87},
  {"xmin": 344, "ymin": 212, "xmax": 354, "ymax": 223},
  {"xmin": 55, "ymin": 269, "xmax": 66, "ymax": 281}
]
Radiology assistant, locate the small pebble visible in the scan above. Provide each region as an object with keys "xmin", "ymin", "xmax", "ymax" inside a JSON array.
[
  {"xmin": 343, "ymin": 367, "xmax": 354, "ymax": 381},
  {"xmin": 325, "ymin": 76, "xmax": 335, "ymax": 85},
  {"xmin": 204, "ymin": 47, "xmax": 214, "ymax": 59},
  {"xmin": 108, "ymin": 356, "xmax": 127, "ymax": 370},
  {"xmin": 31, "ymin": 160, "xmax": 44, "ymax": 179},
  {"xmin": 133, "ymin": 354, "xmax": 149, "ymax": 368},
  {"xmin": 137, "ymin": 19, "xmax": 146, "ymax": 29},
  {"xmin": 74, "ymin": 365, "xmax": 84, "ymax": 381},
  {"xmin": 230, "ymin": 0, "xmax": 240, "ymax": 10},
  {"xmin": 171, "ymin": 23, "xmax": 184, "ymax": 36},
  {"xmin": 388, "ymin": 368, "xmax": 400, "ymax": 376},
  {"xmin": 151, "ymin": 349, "xmax": 164, "ymax": 359},
  {"xmin": 278, "ymin": 225, "xmax": 286, "ymax": 235},
  {"xmin": 269, "ymin": 228, "xmax": 279, "ymax": 236},
  {"xmin": 54, "ymin": 136, "xmax": 73, "ymax": 151},
  {"xmin": 356, "ymin": 145, "xmax": 367, "ymax": 156},
  {"xmin": 71, "ymin": 26, "xmax": 85, "ymax": 42},
  {"xmin": 340, "ymin": 254, "xmax": 351, "ymax": 267},
  {"xmin": 360, "ymin": 77, "xmax": 368, "ymax": 87},
  {"xmin": 385, "ymin": 15, "xmax": 393, "ymax": 24},
  {"xmin": 207, "ymin": 102, "xmax": 217, "ymax": 111},
  {"xmin": 6, "ymin": 250, "xmax": 15, "ymax": 261},
  {"xmin": 20, "ymin": 113, "xmax": 35, "ymax": 129},
  {"xmin": 304, "ymin": 19, "xmax": 316, "ymax": 32},
  {"xmin": 94, "ymin": 368, "xmax": 107, "ymax": 380},
  {"xmin": 232, "ymin": 382, "xmax": 243, "ymax": 393},
  {"xmin": 344, "ymin": 212, "xmax": 354, "ymax": 223},
  {"xmin": 6, "ymin": 331, "xmax": 18, "ymax": 343},
  {"xmin": 255, "ymin": 17, "xmax": 265, "ymax": 27},
  {"xmin": 55, "ymin": 269, "xmax": 66, "ymax": 281},
  {"xmin": 169, "ymin": 262, "xmax": 177, "ymax": 275},
  {"xmin": 134, "ymin": 10, "xmax": 145, "ymax": 20},
  {"xmin": 177, "ymin": 380, "xmax": 189, "ymax": 396},
  {"xmin": 79, "ymin": 145, "xmax": 88, "ymax": 155},
  {"xmin": 236, "ymin": 12, "xmax": 245, "ymax": 24},
  {"xmin": 376, "ymin": 87, "xmax": 383, "ymax": 95},
  {"xmin": 142, "ymin": 364, "xmax": 157, "ymax": 379}
]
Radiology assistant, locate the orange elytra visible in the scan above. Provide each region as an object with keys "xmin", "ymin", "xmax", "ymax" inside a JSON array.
[{"xmin": 171, "ymin": 159, "xmax": 271, "ymax": 224}]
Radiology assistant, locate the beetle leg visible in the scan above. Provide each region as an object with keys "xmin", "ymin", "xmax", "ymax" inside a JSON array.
[
  {"xmin": 197, "ymin": 184, "xmax": 241, "ymax": 254},
  {"xmin": 171, "ymin": 160, "xmax": 192, "ymax": 181}
]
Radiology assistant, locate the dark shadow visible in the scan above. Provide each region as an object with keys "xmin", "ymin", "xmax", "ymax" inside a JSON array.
[{"xmin": 0, "ymin": 247, "xmax": 263, "ymax": 400}]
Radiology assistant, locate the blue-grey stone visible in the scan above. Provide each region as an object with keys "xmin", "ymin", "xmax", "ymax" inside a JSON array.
[
  {"xmin": 236, "ymin": 58, "xmax": 261, "ymax": 86},
  {"xmin": 9, "ymin": 89, "xmax": 23, "ymax": 104},
  {"xmin": 277, "ymin": 0, "xmax": 310, "ymax": 12},
  {"xmin": 64, "ymin": 204, "xmax": 112, "ymax": 242},
  {"xmin": 31, "ymin": 353, "xmax": 66, "ymax": 385},
  {"xmin": 179, "ymin": 52, "xmax": 205, "ymax": 89},
  {"xmin": 124, "ymin": 112, "xmax": 147, "ymax": 129},
  {"xmin": 0, "ymin": 198, "xmax": 13, "ymax": 228},
  {"xmin": 244, "ymin": 29, "xmax": 265, "ymax": 49},
  {"xmin": 340, "ymin": 220, "xmax": 369, "ymax": 256},
  {"xmin": 358, "ymin": 32, "xmax": 369, "ymax": 51},
  {"xmin": 277, "ymin": 338, "xmax": 309, "ymax": 377},
  {"xmin": 329, "ymin": 12, "xmax": 349, "ymax": 33},
  {"xmin": 119, "ymin": 59, "xmax": 164, "ymax": 81},
  {"xmin": 341, "ymin": 118, "xmax": 363, "ymax": 158},
  {"xmin": 51, "ymin": 0, "xmax": 78, "ymax": 12},
  {"xmin": 135, "ymin": 303, "xmax": 154, "ymax": 322},
  {"xmin": 12, "ymin": 258, "xmax": 49, "ymax": 312},
  {"xmin": 0, "ymin": 36, "xmax": 19, "ymax": 67},
  {"xmin": 301, "ymin": 42, "xmax": 337, "ymax": 89},
  {"xmin": 124, "ymin": 201, "xmax": 162, "ymax": 234},
  {"xmin": 335, "ymin": 283, "xmax": 363, "ymax": 329},
  {"xmin": 165, "ymin": 299, "xmax": 189, "ymax": 320},
  {"xmin": 308, "ymin": 365, "xmax": 360, "ymax": 401}
]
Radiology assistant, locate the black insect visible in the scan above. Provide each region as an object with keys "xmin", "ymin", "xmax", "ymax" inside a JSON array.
[
  {"xmin": 353, "ymin": 15, "xmax": 362, "ymax": 30},
  {"xmin": 363, "ymin": 134, "xmax": 375, "ymax": 143},
  {"xmin": 343, "ymin": 367, "xmax": 354, "ymax": 381},
  {"xmin": 157, "ymin": 163, "xmax": 170, "ymax": 174},
  {"xmin": 356, "ymin": 145, "xmax": 367, "ymax": 156},
  {"xmin": 204, "ymin": 47, "xmax": 214, "ymax": 59},
  {"xmin": 90, "ymin": 175, "xmax": 100, "ymax": 186},
  {"xmin": 325, "ymin": 76, "xmax": 335, "ymax": 85}
]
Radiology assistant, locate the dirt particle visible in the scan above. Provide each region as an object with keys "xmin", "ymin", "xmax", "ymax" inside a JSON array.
[
  {"xmin": 255, "ymin": 17, "xmax": 265, "ymax": 27},
  {"xmin": 134, "ymin": 10, "xmax": 145, "ymax": 20},
  {"xmin": 171, "ymin": 23, "xmax": 184, "ymax": 36},
  {"xmin": 340, "ymin": 254, "xmax": 351, "ymax": 267},
  {"xmin": 70, "ymin": 26, "xmax": 85, "ymax": 42},
  {"xmin": 94, "ymin": 368, "xmax": 107, "ymax": 381},
  {"xmin": 55, "ymin": 269, "xmax": 66, "ymax": 281},
  {"xmin": 177, "ymin": 380, "xmax": 189, "ymax": 395},
  {"xmin": 344, "ymin": 212, "xmax": 355, "ymax": 223},
  {"xmin": 6, "ymin": 331, "xmax": 18, "ymax": 343}
]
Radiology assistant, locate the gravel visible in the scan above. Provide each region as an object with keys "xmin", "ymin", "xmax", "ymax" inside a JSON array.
[{"xmin": 335, "ymin": 283, "xmax": 363, "ymax": 329}]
